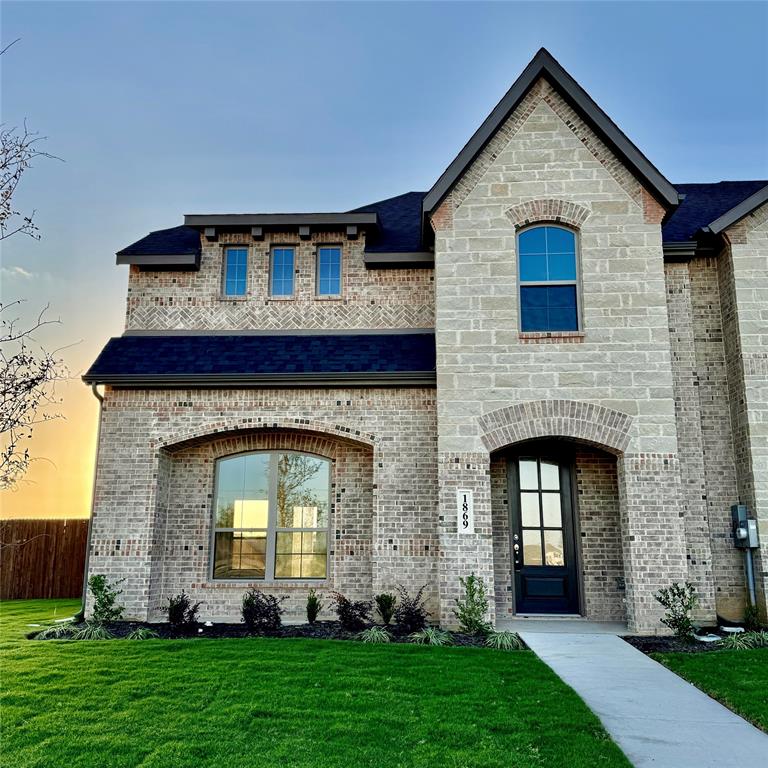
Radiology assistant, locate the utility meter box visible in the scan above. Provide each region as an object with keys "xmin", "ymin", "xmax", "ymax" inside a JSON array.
[{"xmin": 731, "ymin": 504, "xmax": 760, "ymax": 549}]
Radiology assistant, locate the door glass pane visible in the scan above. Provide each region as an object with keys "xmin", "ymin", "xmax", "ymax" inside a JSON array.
[
  {"xmin": 522, "ymin": 530, "xmax": 542, "ymax": 566},
  {"xmin": 520, "ymin": 492, "xmax": 540, "ymax": 527},
  {"xmin": 541, "ymin": 493, "xmax": 562, "ymax": 527},
  {"xmin": 213, "ymin": 531, "xmax": 266, "ymax": 579},
  {"xmin": 519, "ymin": 460, "xmax": 539, "ymax": 490},
  {"xmin": 277, "ymin": 454, "xmax": 330, "ymax": 528},
  {"xmin": 544, "ymin": 530, "xmax": 565, "ymax": 566},
  {"xmin": 540, "ymin": 461, "xmax": 560, "ymax": 490}
]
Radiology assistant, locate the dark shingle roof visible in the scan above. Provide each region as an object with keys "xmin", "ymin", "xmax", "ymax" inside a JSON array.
[
  {"xmin": 116, "ymin": 225, "xmax": 200, "ymax": 256},
  {"xmin": 83, "ymin": 332, "xmax": 436, "ymax": 386},
  {"xmin": 350, "ymin": 192, "xmax": 427, "ymax": 253},
  {"xmin": 663, "ymin": 181, "xmax": 768, "ymax": 242}
]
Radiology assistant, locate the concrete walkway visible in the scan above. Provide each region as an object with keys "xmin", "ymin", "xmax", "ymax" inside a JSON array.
[{"xmin": 519, "ymin": 631, "xmax": 768, "ymax": 768}]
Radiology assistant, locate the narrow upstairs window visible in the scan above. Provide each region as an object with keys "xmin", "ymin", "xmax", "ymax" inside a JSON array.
[
  {"xmin": 270, "ymin": 247, "xmax": 295, "ymax": 297},
  {"xmin": 223, "ymin": 247, "xmax": 248, "ymax": 296},
  {"xmin": 316, "ymin": 246, "xmax": 341, "ymax": 297}
]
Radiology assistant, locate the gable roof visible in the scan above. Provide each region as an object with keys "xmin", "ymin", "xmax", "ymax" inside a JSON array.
[
  {"xmin": 116, "ymin": 225, "xmax": 201, "ymax": 267},
  {"xmin": 83, "ymin": 332, "xmax": 436, "ymax": 387},
  {"xmin": 422, "ymin": 48, "xmax": 680, "ymax": 215},
  {"xmin": 662, "ymin": 181, "xmax": 768, "ymax": 242}
]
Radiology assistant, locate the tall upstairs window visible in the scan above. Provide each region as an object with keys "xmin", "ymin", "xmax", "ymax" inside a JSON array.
[
  {"xmin": 518, "ymin": 225, "xmax": 579, "ymax": 332},
  {"xmin": 270, "ymin": 247, "xmax": 295, "ymax": 297},
  {"xmin": 223, "ymin": 247, "xmax": 248, "ymax": 296},
  {"xmin": 316, "ymin": 246, "xmax": 341, "ymax": 297}
]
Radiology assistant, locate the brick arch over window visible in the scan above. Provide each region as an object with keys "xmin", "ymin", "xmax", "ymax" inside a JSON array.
[
  {"xmin": 157, "ymin": 417, "xmax": 378, "ymax": 455},
  {"xmin": 477, "ymin": 399, "xmax": 633, "ymax": 455},
  {"xmin": 505, "ymin": 199, "xmax": 591, "ymax": 230}
]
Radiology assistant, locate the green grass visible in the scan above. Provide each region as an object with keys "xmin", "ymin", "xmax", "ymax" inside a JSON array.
[
  {"xmin": 654, "ymin": 649, "xmax": 768, "ymax": 732},
  {"xmin": 0, "ymin": 600, "xmax": 630, "ymax": 768}
]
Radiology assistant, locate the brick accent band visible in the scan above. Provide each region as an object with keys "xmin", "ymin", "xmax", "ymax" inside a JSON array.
[
  {"xmin": 477, "ymin": 399, "xmax": 633, "ymax": 455},
  {"xmin": 505, "ymin": 198, "xmax": 591, "ymax": 230}
]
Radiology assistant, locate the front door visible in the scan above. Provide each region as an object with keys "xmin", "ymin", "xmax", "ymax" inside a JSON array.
[{"xmin": 509, "ymin": 450, "xmax": 580, "ymax": 614}]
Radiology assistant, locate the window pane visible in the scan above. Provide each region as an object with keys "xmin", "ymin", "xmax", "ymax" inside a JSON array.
[
  {"xmin": 544, "ymin": 530, "xmax": 565, "ymax": 566},
  {"xmin": 271, "ymin": 248, "xmax": 295, "ymax": 296},
  {"xmin": 542, "ymin": 493, "xmax": 562, "ymax": 528},
  {"xmin": 545, "ymin": 226, "xmax": 575, "ymax": 255},
  {"xmin": 213, "ymin": 531, "xmax": 266, "ymax": 579},
  {"xmin": 302, "ymin": 554, "xmax": 327, "ymax": 578},
  {"xmin": 519, "ymin": 460, "xmax": 538, "ymax": 490},
  {"xmin": 540, "ymin": 461, "xmax": 560, "ymax": 490},
  {"xmin": 224, "ymin": 248, "xmax": 247, "ymax": 296},
  {"xmin": 216, "ymin": 454, "xmax": 269, "ymax": 529},
  {"xmin": 302, "ymin": 531, "xmax": 327, "ymax": 556},
  {"xmin": 519, "ymin": 252, "xmax": 548, "ymax": 282},
  {"xmin": 547, "ymin": 251, "xmax": 577, "ymax": 281},
  {"xmin": 317, "ymin": 247, "xmax": 341, "ymax": 295},
  {"xmin": 277, "ymin": 454, "xmax": 329, "ymax": 528},
  {"xmin": 276, "ymin": 531, "xmax": 302, "ymax": 554},
  {"xmin": 523, "ymin": 530, "xmax": 542, "ymax": 566},
  {"xmin": 521, "ymin": 286, "xmax": 578, "ymax": 332},
  {"xmin": 518, "ymin": 227, "xmax": 547, "ymax": 255},
  {"xmin": 521, "ymin": 492, "xmax": 540, "ymax": 527},
  {"xmin": 275, "ymin": 554, "xmax": 301, "ymax": 579}
]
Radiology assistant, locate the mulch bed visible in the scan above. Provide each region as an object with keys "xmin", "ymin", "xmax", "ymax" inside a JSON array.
[
  {"xmin": 30, "ymin": 620, "xmax": 494, "ymax": 647},
  {"xmin": 622, "ymin": 629, "xmax": 734, "ymax": 655}
]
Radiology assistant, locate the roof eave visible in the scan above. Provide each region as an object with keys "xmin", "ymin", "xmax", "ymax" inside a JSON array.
[
  {"xmin": 184, "ymin": 212, "xmax": 378, "ymax": 229},
  {"xmin": 422, "ymin": 48, "xmax": 679, "ymax": 218},
  {"xmin": 115, "ymin": 252, "xmax": 201, "ymax": 269},
  {"xmin": 363, "ymin": 251, "xmax": 434, "ymax": 268},
  {"xmin": 707, "ymin": 184, "xmax": 768, "ymax": 234}
]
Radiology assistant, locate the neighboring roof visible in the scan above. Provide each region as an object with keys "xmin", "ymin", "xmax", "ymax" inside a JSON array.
[
  {"xmin": 662, "ymin": 181, "xmax": 768, "ymax": 242},
  {"xmin": 422, "ymin": 48, "xmax": 680, "ymax": 215},
  {"xmin": 116, "ymin": 225, "xmax": 201, "ymax": 267},
  {"xmin": 82, "ymin": 332, "xmax": 436, "ymax": 387}
]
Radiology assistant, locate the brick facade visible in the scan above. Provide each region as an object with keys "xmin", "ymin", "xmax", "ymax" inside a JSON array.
[{"xmin": 87, "ymin": 72, "xmax": 767, "ymax": 633}]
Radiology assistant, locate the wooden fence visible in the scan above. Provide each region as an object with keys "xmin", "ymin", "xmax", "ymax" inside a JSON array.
[{"xmin": 0, "ymin": 519, "xmax": 89, "ymax": 600}]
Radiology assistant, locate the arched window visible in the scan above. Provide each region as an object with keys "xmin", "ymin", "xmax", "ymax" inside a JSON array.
[
  {"xmin": 212, "ymin": 451, "xmax": 330, "ymax": 580},
  {"xmin": 517, "ymin": 225, "xmax": 579, "ymax": 332}
]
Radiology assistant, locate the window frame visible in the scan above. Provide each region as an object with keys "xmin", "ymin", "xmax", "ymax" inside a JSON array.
[
  {"xmin": 516, "ymin": 223, "xmax": 582, "ymax": 333},
  {"xmin": 269, "ymin": 245, "xmax": 296, "ymax": 299},
  {"xmin": 221, "ymin": 245, "xmax": 250, "ymax": 298},
  {"xmin": 315, "ymin": 244, "xmax": 343, "ymax": 298},
  {"xmin": 209, "ymin": 450, "xmax": 332, "ymax": 583}
]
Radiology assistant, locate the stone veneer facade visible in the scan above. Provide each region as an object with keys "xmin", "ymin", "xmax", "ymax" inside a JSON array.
[{"xmin": 87, "ymin": 74, "xmax": 767, "ymax": 634}]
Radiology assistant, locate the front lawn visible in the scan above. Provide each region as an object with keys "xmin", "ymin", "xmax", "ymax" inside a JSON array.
[
  {"xmin": 654, "ymin": 649, "xmax": 768, "ymax": 732},
  {"xmin": 0, "ymin": 599, "xmax": 630, "ymax": 768}
]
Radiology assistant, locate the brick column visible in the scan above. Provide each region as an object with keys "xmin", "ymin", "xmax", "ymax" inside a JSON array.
[
  {"xmin": 436, "ymin": 452, "xmax": 495, "ymax": 628},
  {"xmin": 617, "ymin": 453, "xmax": 689, "ymax": 634}
]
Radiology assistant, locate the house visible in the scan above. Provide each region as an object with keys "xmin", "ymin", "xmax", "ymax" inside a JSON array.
[{"xmin": 83, "ymin": 49, "xmax": 768, "ymax": 634}]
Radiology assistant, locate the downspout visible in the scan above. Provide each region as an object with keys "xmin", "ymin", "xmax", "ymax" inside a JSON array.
[{"xmin": 74, "ymin": 384, "xmax": 103, "ymax": 622}]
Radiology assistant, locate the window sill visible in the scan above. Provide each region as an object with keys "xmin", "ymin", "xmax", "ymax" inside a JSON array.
[
  {"xmin": 200, "ymin": 579, "xmax": 328, "ymax": 588},
  {"xmin": 314, "ymin": 295, "xmax": 343, "ymax": 302},
  {"xmin": 519, "ymin": 331, "xmax": 585, "ymax": 344},
  {"xmin": 267, "ymin": 295, "xmax": 296, "ymax": 302},
  {"xmin": 218, "ymin": 295, "xmax": 249, "ymax": 302}
]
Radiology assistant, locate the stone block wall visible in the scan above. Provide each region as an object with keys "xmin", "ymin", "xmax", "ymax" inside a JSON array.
[{"xmin": 125, "ymin": 230, "xmax": 435, "ymax": 331}]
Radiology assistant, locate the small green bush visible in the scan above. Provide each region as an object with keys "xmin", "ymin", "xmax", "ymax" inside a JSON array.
[
  {"xmin": 654, "ymin": 582, "xmax": 697, "ymax": 640},
  {"xmin": 241, "ymin": 589, "xmax": 285, "ymax": 632},
  {"xmin": 166, "ymin": 591, "xmax": 202, "ymax": 630},
  {"xmin": 306, "ymin": 589, "xmax": 323, "ymax": 624},
  {"xmin": 485, "ymin": 631, "xmax": 525, "ymax": 651},
  {"xmin": 357, "ymin": 626, "xmax": 391, "ymax": 644},
  {"xmin": 718, "ymin": 630, "xmax": 768, "ymax": 650},
  {"xmin": 331, "ymin": 592, "xmax": 372, "ymax": 631},
  {"xmin": 743, "ymin": 604, "xmax": 763, "ymax": 632},
  {"xmin": 72, "ymin": 622, "xmax": 114, "ymax": 641},
  {"xmin": 374, "ymin": 593, "xmax": 396, "ymax": 626},
  {"xmin": 36, "ymin": 623, "xmax": 76, "ymax": 640},
  {"xmin": 88, "ymin": 574, "xmax": 125, "ymax": 624},
  {"xmin": 409, "ymin": 627, "xmax": 453, "ymax": 646},
  {"xmin": 453, "ymin": 573, "xmax": 491, "ymax": 636},
  {"xmin": 393, "ymin": 585, "xmax": 429, "ymax": 633},
  {"xmin": 125, "ymin": 627, "xmax": 158, "ymax": 641}
]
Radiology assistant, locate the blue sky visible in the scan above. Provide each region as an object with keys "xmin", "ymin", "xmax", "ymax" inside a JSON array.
[{"xmin": 1, "ymin": 0, "xmax": 766, "ymax": 517}]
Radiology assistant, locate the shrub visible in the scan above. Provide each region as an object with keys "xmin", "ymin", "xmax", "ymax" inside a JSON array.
[
  {"xmin": 241, "ymin": 589, "xmax": 285, "ymax": 632},
  {"xmin": 409, "ymin": 627, "xmax": 453, "ymax": 646},
  {"xmin": 36, "ymin": 623, "xmax": 76, "ymax": 640},
  {"xmin": 306, "ymin": 589, "xmax": 323, "ymax": 624},
  {"xmin": 394, "ymin": 585, "xmax": 429, "ymax": 633},
  {"xmin": 374, "ymin": 593, "xmax": 397, "ymax": 626},
  {"xmin": 743, "ymin": 604, "xmax": 763, "ymax": 632},
  {"xmin": 718, "ymin": 630, "xmax": 768, "ymax": 650},
  {"xmin": 485, "ymin": 631, "xmax": 525, "ymax": 651},
  {"xmin": 88, "ymin": 574, "xmax": 125, "ymax": 624},
  {"xmin": 331, "ymin": 592, "xmax": 372, "ymax": 631},
  {"xmin": 72, "ymin": 621, "xmax": 114, "ymax": 641},
  {"xmin": 453, "ymin": 573, "xmax": 491, "ymax": 636},
  {"xmin": 654, "ymin": 582, "xmax": 698, "ymax": 640},
  {"xmin": 125, "ymin": 627, "xmax": 158, "ymax": 640},
  {"xmin": 357, "ymin": 626, "xmax": 391, "ymax": 644},
  {"xmin": 166, "ymin": 591, "xmax": 202, "ymax": 630}
]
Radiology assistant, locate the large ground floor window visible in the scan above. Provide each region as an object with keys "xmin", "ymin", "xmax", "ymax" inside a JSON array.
[{"xmin": 212, "ymin": 451, "xmax": 330, "ymax": 580}]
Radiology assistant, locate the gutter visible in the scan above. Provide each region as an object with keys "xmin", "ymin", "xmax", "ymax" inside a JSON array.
[{"xmin": 75, "ymin": 384, "xmax": 103, "ymax": 622}]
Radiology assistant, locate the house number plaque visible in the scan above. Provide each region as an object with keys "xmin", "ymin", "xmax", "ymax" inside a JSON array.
[{"xmin": 456, "ymin": 489, "xmax": 474, "ymax": 534}]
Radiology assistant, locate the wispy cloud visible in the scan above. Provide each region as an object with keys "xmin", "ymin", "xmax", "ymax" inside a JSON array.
[{"xmin": 1, "ymin": 265, "xmax": 36, "ymax": 280}]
